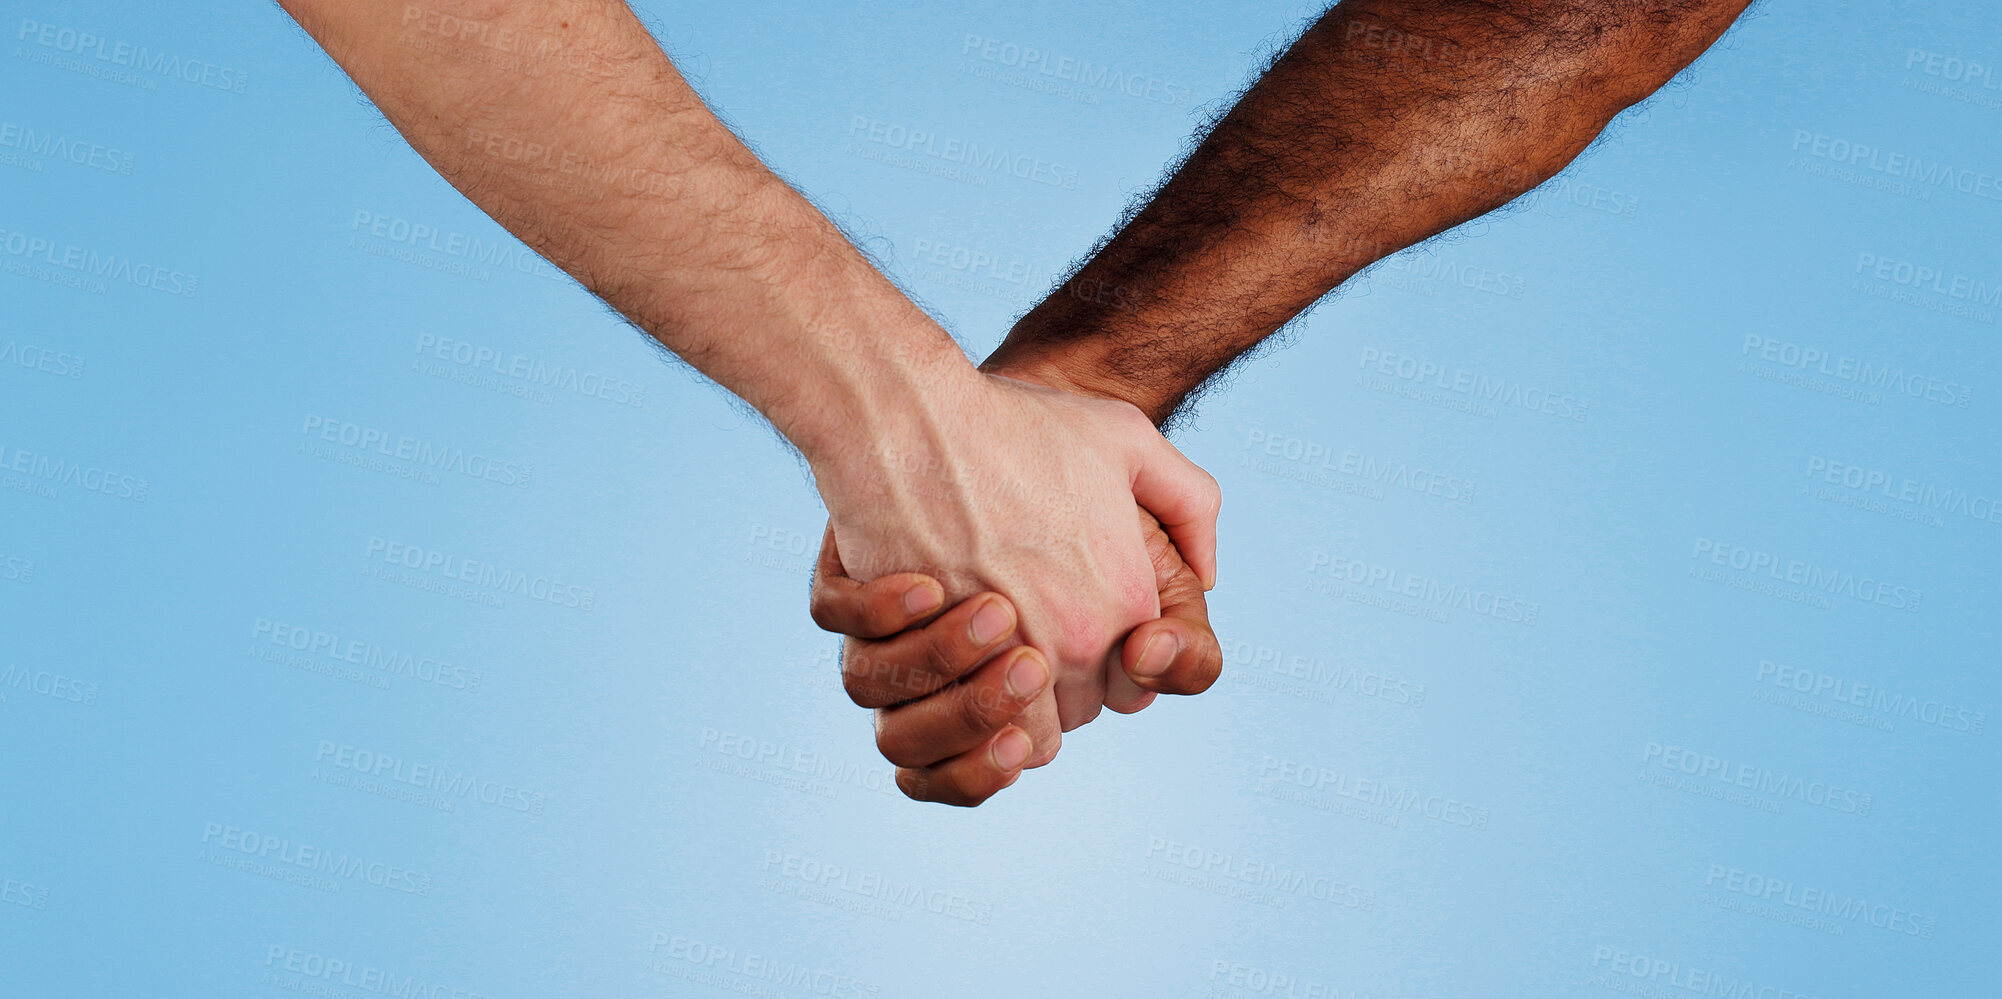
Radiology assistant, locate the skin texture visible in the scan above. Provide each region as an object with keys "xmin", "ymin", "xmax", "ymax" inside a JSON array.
[
  {"xmin": 812, "ymin": 373, "xmax": 1218, "ymax": 745},
  {"xmin": 824, "ymin": 0, "xmax": 1754, "ymax": 803},
  {"xmin": 985, "ymin": 0, "xmax": 1757, "ymax": 426},
  {"xmin": 812, "ymin": 513, "xmax": 1223, "ymax": 806},
  {"xmin": 275, "ymin": 0, "xmax": 1220, "ymax": 744}
]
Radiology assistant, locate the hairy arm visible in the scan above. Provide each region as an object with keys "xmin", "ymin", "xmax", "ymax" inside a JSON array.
[
  {"xmin": 984, "ymin": 0, "xmax": 1754, "ymax": 424},
  {"xmin": 279, "ymin": 0, "xmax": 973, "ymax": 460},
  {"xmin": 280, "ymin": 0, "xmax": 1221, "ymax": 750}
]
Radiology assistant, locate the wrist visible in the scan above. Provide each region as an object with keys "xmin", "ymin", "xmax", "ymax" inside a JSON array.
[
  {"xmin": 791, "ymin": 316, "xmax": 983, "ymax": 475},
  {"xmin": 982, "ymin": 334, "xmax": 1176, "ymax": 427},
  {"xmin": 672, "ymin": 185, "xmax": 982, "ymax": 467},
  {"xmin": 790, "ymin": 300, "xmax": 985, "ymax": 492}
]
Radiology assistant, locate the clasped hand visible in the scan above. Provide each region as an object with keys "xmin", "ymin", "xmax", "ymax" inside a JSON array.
[{"xmin": 808, "ymin": 368, "xmax": 1223, "ymax": 804}]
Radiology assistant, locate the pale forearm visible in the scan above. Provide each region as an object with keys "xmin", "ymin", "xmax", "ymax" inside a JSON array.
[
  {"xmin": 986, "ymin": 0, "xmax": 1751, "ymax": 424},
  {"xmin": 280, "ymin": 0, "xmax": 973, "ymax": 461}
]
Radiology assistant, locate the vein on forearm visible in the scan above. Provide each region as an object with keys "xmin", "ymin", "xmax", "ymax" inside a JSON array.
[{"xmin": 988, "ymin": 0, "xmax": 1753, "ymax": 426}]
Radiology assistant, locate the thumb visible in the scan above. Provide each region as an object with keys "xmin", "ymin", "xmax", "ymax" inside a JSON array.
[
  {"xmin": 808, "ymin": 523, "xmax": 947, "ymax": 638},
  {"xmin": 1128, "ymin": 430, "xmax": 1221, "ymax": 591},
  {"xmin": 1118, "ymin": 511, "xmax": 1223, "ymax": 697}
]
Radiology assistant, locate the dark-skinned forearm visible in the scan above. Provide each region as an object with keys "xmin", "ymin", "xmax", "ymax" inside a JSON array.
[{"xmin": 984, "ymin": 0, "xmax": 1752, "ymax": 424}]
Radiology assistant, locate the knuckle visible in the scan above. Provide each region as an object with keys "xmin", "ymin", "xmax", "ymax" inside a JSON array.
[
  {"xmin": 842, "ymin": 648, "xmax": 899, "ymax": 707},
  {"xmin": 898, "ymin": 767, "xmax": 979, "ymax": 807},
  {"xmin": 874, "ymin": 725, "xmax": 927, "ymax": 770},
  {"xmin": 1064, "ymin": 700, "xmax": 1103, "ymax": 731},
  {"xmin": 1181, "ymin": 636, "xmax": 1225, "ymax": 693},
  {"xmin": 842, "ymin": 674, "xmax": 885, "ymax": 707},
  {"xmin": 920, "ymin": 632, "xmax": 965, "ymax": 682},
  {"xmin": 1121, "ymin": 577, "xmax": 1158, "ymax": 622},
  {"xmin": 954, "ymin": 684, "xmax": 1004, "ymax": 735},
  {"xmin": 1027, "ymin": 727, "xmax": 1062, "ymax": 768},
  {"xmin": 1106, "ymin": 692, "xmax": 1151, "ymax": 714},
  {"xmin": 895, "ymin": 768, "xmax": 933, "ymax": 802},
  {"xmin": 1049, "ymin": 609, "xmax": 1103, "ymax": 667},
  {"xmin": 1052, "ymin": 639, "xmax": 1096, "ymax": 672},
  {"xmin": 807, "ymin": 592, "xmax": 840, "ymax": 632},
  {"xmin": 1119, "ymin": 404, "xmax": 1155, "ymax": 434},
  {"xmin": 865, "ymin": 589, "xmax": 910, "ymax": 634},
  {"xmin": 936, "ymin": 773, "xmax": 988, "ymax": 808}
]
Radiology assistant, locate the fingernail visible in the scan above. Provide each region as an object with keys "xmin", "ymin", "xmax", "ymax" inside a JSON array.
[
  {"xmin": 992, "ymin": 729, "xmax": 1033, "ymax": 771},
  {"xmin": 1004, "ymin": 651, "xmax": 1049, "ymax": 698},
  {"xmin": 969, "ymin": 598, "xmax": 1012, "ymax": 645},
  {"xmin": 903, "ymin": 582, "xmax": 942, "ymax": 616},
  {"xmin": 1132, "ymin": 632, "xmax": 1178, "ymax": 678}
]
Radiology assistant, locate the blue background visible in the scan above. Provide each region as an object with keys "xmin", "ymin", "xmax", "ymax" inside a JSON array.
[{"xmin": 3, "ymin": 1, "xmax": 1997, "ymax": 995}]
